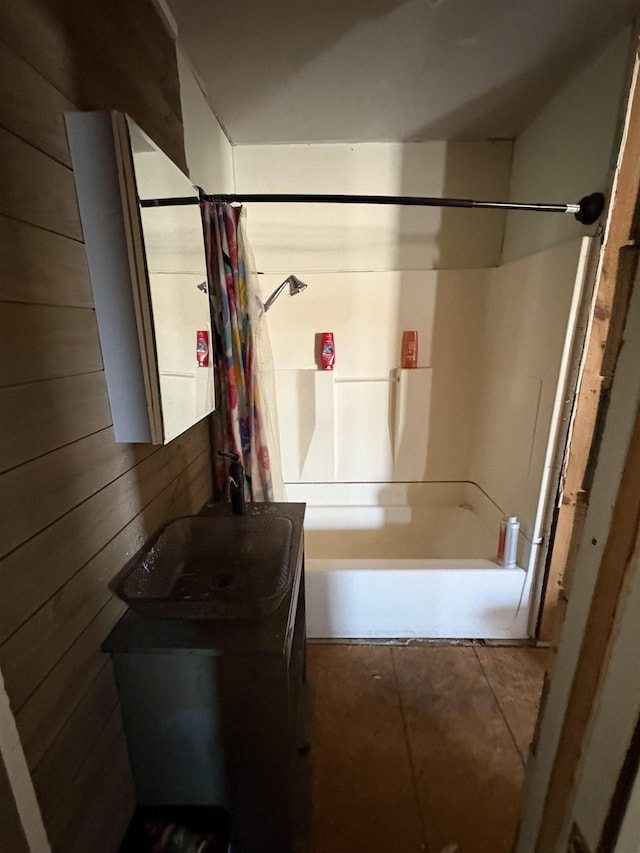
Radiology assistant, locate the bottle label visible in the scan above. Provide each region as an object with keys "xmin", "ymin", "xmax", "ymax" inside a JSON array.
[{"xmin": 321, "ymin": 332, "xmax": 335, "ymax": 370}]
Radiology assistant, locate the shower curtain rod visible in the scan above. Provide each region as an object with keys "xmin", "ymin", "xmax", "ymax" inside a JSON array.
[{"xmin": 139, "ymin": 190, "xmax": 605, "ymax": 224}]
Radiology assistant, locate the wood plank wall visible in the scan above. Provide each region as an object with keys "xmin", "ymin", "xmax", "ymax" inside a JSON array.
[{"xmin": 0, "ymin": 2, "xmax": 213, "ymax": 849}]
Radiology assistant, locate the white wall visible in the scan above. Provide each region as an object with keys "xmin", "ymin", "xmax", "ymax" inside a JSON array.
[
  {"xmin": 502, "ymin": 28, "xmax": 631, "ymax": 263},
  {"xmin": 234, "ymin": 140, "xmax": 513, "ymax": 492},
  {"xmin": 468, "ymin": 239, "xmax": 587, "ymax": 540},
  {"xmin": 263, "ymin": 268, "xmax": 489, "ymax": 484},
  {"xmin": 569, "ymin": 539, "xmax": 640, "ymax": 849},
  {"xmin": 237, "ymin": 139, "xmax": 587, "ymax": 539},
  {"xmin": 233, "ymin": 34, "xmax": 626, "ymax": 554},
  {"xmin": 235, "ymin": 141, "xmax": 512, "ymax": 271},
  {"xmin": 177, "ymin": 48, "xmax": 234, "ymax": 193},
  {"xmin": 234, "ymin": 141, "xmax": 513, "ymax": 496}
]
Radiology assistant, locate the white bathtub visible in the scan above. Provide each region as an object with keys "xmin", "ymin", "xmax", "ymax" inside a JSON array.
[{"xmin": 287, "ymin": 483, "xmax": 530, "ymax": 640}]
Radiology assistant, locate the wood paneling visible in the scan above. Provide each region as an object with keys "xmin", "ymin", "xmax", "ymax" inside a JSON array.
[
  {"xmin": 0, "ymin": 216, "xmax": 92, "ymax": 307},
  {"xmin": 0, "ymin": 372, "xmax": 112, "ymax": 474},
  {"xmin": 0, "ymin": 422, "xmax": 207, "ymax": 644},
  {"xmin": 0, "ymin": 1, "xmax": 209, "ymax": 848},
  {"xmin": 0, "ymin": 40, "xmax": 74, "ymax": 165},
  {"xmin": 16, "ymin": 596, "xmax": 127, "ymax": 771},
  {"xmin": 0, "ymin": 128, "xmax": 82, "ymax": 240},
  {"xmin": 0, "ymin": 427, "xmax": 153, "ymax": 560},
  {"xmin": 46, "ymin": 708, "xmax": 134, "ymax": 853},
  {"xmin": 1, "ymin": 450, "xmax": 212, "ymax": 710},
  {"xmin": 107, "ymin": 1, "xmax": 182, "ymax": 117},
  {"xmin": 0, "ymin": 303, "xmax": 102, "ymax": 388},
  {"xmin": 0, "ymin": 0, "xmax": 186, "ymax": 171},
  {"xmin": 13, "ymin": 456, "xmax": 211, "ymax": 767},
  {"xmin": 32, "ymin": 661, "xmax": 119, "ymax": 825}
]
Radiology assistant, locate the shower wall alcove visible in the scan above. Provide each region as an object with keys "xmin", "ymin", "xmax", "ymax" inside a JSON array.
[{"xmin": 233, "ymin": 126, "xmax": 610, "ymax": 640}]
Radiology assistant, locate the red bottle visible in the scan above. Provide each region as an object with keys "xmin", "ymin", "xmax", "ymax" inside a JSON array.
[
  {"xmin": 196, "ymin": 330, "xmax": 209, "ymax": 367},
  {"xmin": 320, "ymin": 332, "xmax": 335, "ymax": 370},
  {"xmin": 401, "ymin": 330, "xmax": 418, "ymax": 368}
]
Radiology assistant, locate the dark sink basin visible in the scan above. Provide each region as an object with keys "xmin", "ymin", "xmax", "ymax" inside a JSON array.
[{"xmin": 118, "ymin": 514, "xmax": 294, "ymax": 619}]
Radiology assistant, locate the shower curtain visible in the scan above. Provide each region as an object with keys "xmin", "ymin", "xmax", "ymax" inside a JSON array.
[{"xmin": 201, "ymin": 200, "xmax": 285, "ymax": 502}]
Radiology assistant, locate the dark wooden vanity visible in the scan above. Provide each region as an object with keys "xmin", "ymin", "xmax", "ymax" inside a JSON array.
[{"xmin": 103, "ymin": 502, "xmax": 310, "ymax": 853}]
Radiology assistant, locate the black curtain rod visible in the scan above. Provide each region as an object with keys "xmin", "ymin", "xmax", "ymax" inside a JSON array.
[{"xmin": 139, "ymin": 191, "xmax": 605, "ymax": 224}]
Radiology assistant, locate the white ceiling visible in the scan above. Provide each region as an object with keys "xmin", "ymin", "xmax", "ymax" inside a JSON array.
[{"xmin": 167, "ymin": 0, "xmax": 635, "ymax": 145}]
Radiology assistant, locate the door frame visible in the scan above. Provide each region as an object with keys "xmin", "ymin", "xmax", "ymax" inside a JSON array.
[
  {"xmin": 536, "ymin": 35, "xmax": 640, "ymax": 643},
  {"xmin": 519, "ymin": 39, "xmax": 640, "ymax": 851}
]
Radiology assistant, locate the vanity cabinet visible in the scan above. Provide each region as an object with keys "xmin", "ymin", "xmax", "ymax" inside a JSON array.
[
  {"xmin": 103, "ymin": 502, "xmax": 311, "ymax": 853},
  {"xmin": 66, "ymin": 111, "xmax": 215, "ymax": 444}
]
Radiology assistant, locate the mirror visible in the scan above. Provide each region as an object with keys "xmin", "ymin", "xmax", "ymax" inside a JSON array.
[{"xmin": 65, "ymin": 111, "xmax": 215, "ymax": 444}]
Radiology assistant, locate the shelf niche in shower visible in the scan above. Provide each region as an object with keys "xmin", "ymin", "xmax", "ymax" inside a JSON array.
[{"xmin": 274, "ymin": 367, "xmax": 432, "ymax": 482}]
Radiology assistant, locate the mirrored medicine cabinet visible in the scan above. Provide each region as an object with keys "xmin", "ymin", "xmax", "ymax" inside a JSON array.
[{"xmin": 65, "ymin": 111, "xmax": 215, "ymax": 444}]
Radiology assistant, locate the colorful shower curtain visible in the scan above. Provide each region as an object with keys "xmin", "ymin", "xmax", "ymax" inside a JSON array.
[{"xmin": 201, "ymin": 200, "xmax": 285, "ymax": 503}]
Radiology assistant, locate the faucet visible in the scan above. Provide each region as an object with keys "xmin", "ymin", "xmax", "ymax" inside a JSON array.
[{"xmin": 218, "ymin": 451, "xmax": 246, "ymax": 515}]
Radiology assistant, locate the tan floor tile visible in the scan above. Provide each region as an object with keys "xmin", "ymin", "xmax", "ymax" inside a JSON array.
[
  {"xmin": 392, "ymin": 646, "xmax": 524, "ymax": 853},
  {"xmin": 307, "ymin": 644, "xmax": 424, "ymax": 853},
  {"xmin": 474, "ymin": 646, "xmax": 548, "ymax": 761}
]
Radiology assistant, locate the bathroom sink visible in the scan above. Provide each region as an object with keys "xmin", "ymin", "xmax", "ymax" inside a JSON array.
[{"xmin": 118, "ymin": 514, "xmax": 294, "ymax": 619}]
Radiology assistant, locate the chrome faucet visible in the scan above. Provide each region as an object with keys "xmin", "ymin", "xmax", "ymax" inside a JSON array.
[{"xmin": 218, "ymin": 451, "xmax": 246, "ymax": 514}]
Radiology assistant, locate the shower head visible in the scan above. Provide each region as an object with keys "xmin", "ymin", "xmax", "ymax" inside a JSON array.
[
  {"xmin": 287, "ymin": 274, "xmax": 308, "ymax": 296},
  {"xmin": 263, "ymin": 274, "xmax": 308, "ymax": 312}
]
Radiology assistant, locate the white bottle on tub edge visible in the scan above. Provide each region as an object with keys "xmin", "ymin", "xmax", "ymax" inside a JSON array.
[{"xmin": 502, "ymin": 516, "xmax": 519, "ymax": 569}]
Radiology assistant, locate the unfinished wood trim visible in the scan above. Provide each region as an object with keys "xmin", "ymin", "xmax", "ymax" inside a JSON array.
[
  {"xmin": 535, "ymin": 397, "xmax": 640, "ymax": 851},
  {"xmin": 0, "ymin": 422, "xmax": 208, "ymax": 644},
  {"xmin": 538, "ymin": 43, "xmax": 640, "ymax": 642},
  {"xmin": 0, "ymin": 216, "xmax": 92, "ymax": 307},
  {"xmin": 601, "ymin": 245, "xmax": 640, "ymax": 379},
  {"xmin": 535, "ymin": 238, "xmax": 601, "ymax": 639}
]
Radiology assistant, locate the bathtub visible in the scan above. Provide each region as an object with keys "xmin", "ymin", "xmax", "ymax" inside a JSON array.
[{"xmin": 286, "ymin": 482, "xmax": 530, "ymax": 640}]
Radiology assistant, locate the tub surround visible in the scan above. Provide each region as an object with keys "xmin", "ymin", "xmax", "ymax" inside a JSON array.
[
  {"xmin": 268, "ymin": 238, "xmax": 589, "ymax": 637},
  {"xmin": 287, "ymin": 482, "xmax": 529, "ymax": 639}
]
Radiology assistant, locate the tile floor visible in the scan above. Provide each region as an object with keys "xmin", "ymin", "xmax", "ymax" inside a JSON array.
[{"xmin": 304, "ymin": 643, "xmax": 547, "ymax": 853}]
